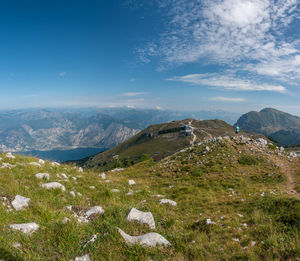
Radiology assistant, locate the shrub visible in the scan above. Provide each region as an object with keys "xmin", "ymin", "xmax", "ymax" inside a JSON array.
[{"xmin": 238, "ymin": 155, "xmax": 259, "ymax": 165}]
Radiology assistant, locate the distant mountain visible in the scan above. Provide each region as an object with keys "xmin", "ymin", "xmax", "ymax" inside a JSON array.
[
  {"xmin": 0, "ymin": 108, "xmax": 240, "ymax": 153},
  {"xmin": 235, "ymin": 108, "xmax": 300, "ymax": 146},
  {"xmin": 78, "ymin": 118, "xmax": 248, "ymax": 170}
]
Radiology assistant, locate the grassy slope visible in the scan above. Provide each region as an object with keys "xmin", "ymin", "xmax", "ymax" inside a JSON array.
[
  {"xmin": 0, "ymin": 138, "xmax": 300, "ymax": 260},
  {"xmin": 80, "ymin": 119, "xmax": 249, "ymax": 170}
]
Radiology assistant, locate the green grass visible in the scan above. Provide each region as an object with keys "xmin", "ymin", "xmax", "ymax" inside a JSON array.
[{"xmin": 0, "ymin": 139, "xmax": 299, "ymax": 260}]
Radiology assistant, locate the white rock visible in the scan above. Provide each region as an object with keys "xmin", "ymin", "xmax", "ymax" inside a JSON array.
[
  {"xmin": 1, "ymin": 162, "xmax": 16, "ymax": 168},
  {"xmin": 110, "ymin": 168, "xmax": 124, "ymax": 172},
  {"xmin": 112, "ymin": 189, "xmax": 120, "ymax": 193},
  {"xmin": 70, "ymin": 191, "xmax": 76, "ymax": 197},
  {"xmin": 38, "ymin": 159, "xmax": 45, "ymax": 164},
  {"xmin": 6, "ymin": 152, "xmax": 15, "ymax": 159},
  {"xmin": 128, "ymin": 179, "xmax": 136, "ymax": 185},
  {"xmin": 205, "ymin": 146, "xmax": 210, "ymax": 152},
  {"xmin": 51, "ymin": 162, "xmax": 60, "ymax": 166},
  {"xmin": 12, "ymin": 242, "xmax": 21, "ymax": 248},
  {"xmin": 10, "ymin": 223, "xmax": 39, "ymax": 234},
  {"xmin": 206, "ymin": 218, "xmax": 216, "ymax": 225},
  {"xmin": 41, "ymin": 182, "xmax": 65, "ymax": 191},
  {"xmin": 77, "ymin": 206, "xmax": 104, "ymax": 223},
  {"xmin": 117, "ymin": 228, "xmax": 170, "ymax": 247},
  {"xmin": 77, "ymin": 192, "xmax": 82, "ymax": 196},
  {"xmin": 57, "ymin": 173, "xmax": 68, "ymax": 179},
  {"xmin": 99, "ymin": 172, "xmax": 106, "ymax": 179},
  {"xmin": 85, "ymin": 206, "xmax": 104, "ymax": 217},
  {"xmin": 62, "ymin": 217, "xmax": 71, "ymax": 224},
  {"xmin": 11, "ymin": 195, "xmax": 30, "ymax": 211},
  {"xmin": 126, "ymin": 191, "xmax": 133, "ymax": 196},
  {"xmin": 74, "ymin": 254, "xmax": 90, "ymax": 261},
  {"xmin": 65, "ymin": 205, "xmax": 73, "ymax": 211},
  {"xmin": 29, "ymin": 162, "xmax": 41, "ymax": 167},
  {"xmin": 237, "ymin": 213, "xmax": 244, "ymax": 218},
  {"xmin": 78, "ymin": 167, "xmax": 83, "ymax": 173},
  {"xmin": 35, "ymin": 173, "xmax": 50, "ymax": 180},
  {"xmin": 72, "ymin": 177, "xmax": 77, "ymax": 180},
  {"xmin": 89, "ymin": 186, "xmax": 95, "ymax": 189},
  {"xmin": 126, "ymin": 208, "xmax": 156, "ymax": 229},
  {"xmin": 84, "ymin": 234, "xmax": 97, "ymax": 247},
  {"xmin": 105, "ymin": 180, "xmax": 111, "ymax": 183},
  {"xmin": 159, "ymin": 199, "xmax": 177, "ymax": 206}
]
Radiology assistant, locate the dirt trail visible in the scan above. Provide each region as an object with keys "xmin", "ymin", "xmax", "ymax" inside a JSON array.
[
  {"xmin": 188, "ymin": 120, "xmax": 197, "ymax": 145},
  {"xmin": 270, "ymin": 156, "xmax": 300, "ymax": 200}
]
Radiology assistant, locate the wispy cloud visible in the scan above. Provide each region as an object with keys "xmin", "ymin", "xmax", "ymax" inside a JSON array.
[
  {"xmin": 59, "ymin": 72, "xmax": 66, "ymax": 76},
  {"xmin": 122, "ymin": 92, "xmax": 147, "ymax": 97},
  {"xmin": 138, "ymin": 0, "xmax": 300, "ymax": 83},
  {"xmin": 168, "ymin": 74, "xmax": 286, "ymax": 92},
  {"xmin": 210, "ymin": 97, "xmax": 245, "ymax": 102}
]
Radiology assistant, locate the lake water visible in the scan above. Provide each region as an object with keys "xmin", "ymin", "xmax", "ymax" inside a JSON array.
[{"xmin": 16, "ymin": 147, "xmax": 107, "ymax": 162}]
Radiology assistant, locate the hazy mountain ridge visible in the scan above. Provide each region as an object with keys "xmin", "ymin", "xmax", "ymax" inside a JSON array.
[
  {"xmin": 0, "ymin": 108, "xmax": 240, "ymax": 152},
  {"xmin": 236, "ymin": 108, "xmax": 300, "ymax": 146}
]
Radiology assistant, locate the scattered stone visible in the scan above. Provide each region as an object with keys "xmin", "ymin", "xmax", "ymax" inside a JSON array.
[
  {"xmin": 126, "ymin": 208, "xmax": 156, "ymax": 229},
  {"xmin": 159, "ymin": 199, "xmax": 177, "ymax": 206},
  {"xmin": 6, "ymin": 152, "xmax": 15, "ymax": 159},
  {"xmin": 41, "ymin": 182, "xmax": 65, "ymax": 191},
  {"xmin": 237, "ymin": 213, "xmax": 244, "ymax": 218},
  {"xmin": 72, "ymin": 177, "xmax": 77, "ymax": 180},
  {"xmin": 205, "ymin": 146, "xmax": 210, "ymax": 152},
  {"xmin": 261, "ymin": 192, "xmax": 265, "ymax": 197},
  {"xmin": 74, "ymin": 254, "xmax": 90, "ymax": 261},
  {"xmin": 78, "ymin": 167, "xmax": 83, "ymax": 173},
  {"xmin": 65, "ymin": 205, "xmax": 73, "ymax": 211},
  {"xmin": 99, "ymin": 172, "xmax": 106, "ymax": 179},
  {"xmin": 84, "ymin": 234, "xmax": 97, "ymax": 247},
  {"xmin": 38, "ymin": 159, "xmax": 45, "ymax": 164},
  {"xmin": 128, "ymin": 179, "xmax": 136, "ymax": 185},
  {"xmin": 232, "ymin": 238, "xmax": 240, "ymax": 242},
  {"xmin": 206, "ymin": 219, "xmax": 216, "ymax": 225},
  {"xmin": 51, "ymin": 162, "xmax": 60, "ymax": 167},
  {"xmin": 35, "ymin": 173, "xmax": 50, "ymax": 180},
  {"xmin": 70, "ymin": 191, "xmax": 76, "ymax": 197},
  {"xmin": 62, "ymin": 217, "xmax": 71, "ymax": 224},
  {"xmin": 251, "ymin": 241, "xmax": 256, "ymax": 246},
  {"xmin": 77, "ymin": 192, "xmax": 82, "ymax": 196},
  {"xmin": 29, "ymin": 162, "xmax": 42, "ymax": 167},
  {"xmin": 154, "ymin": 194, "xmax": 165, "ymax": 198},
  {"xmin": 57, "ymin": 173, "xmax": 68, "ymax": 179},
  {"xmin": 89, "ymin": 186, "xmax": 95, "ymax": 189},
  {"xmin": 11, "ymin": 195, "xmax": 30, "ymax": 211},
  {"xmin": 126, "ymin": 191, "xmax": 133, "ymax": 196},
  {"xmin": 10, "ymin": 223, "xmax": 39, "ymax": 234},
  {"xmin": 1, "ymin": 162, "xmax": 16, "ymax": 169},
  {"xmin": 105, "ymin": 180, "xmax": 111, "ymax": 183},
  {"xmin": 12, "ymin": 242, "xmax": 21, "ymax": 248},
  {"xmin": 117, "ymin": 228, "xmax": 170, "ymax": 247},
  {"xmin": 112, "ymin": 189, "xmax": 120, "ymax": 193},
  {"xmin": 77, "ymin": 206, "xmax": 104, "ymax": 223},
  {"xmin": 110, "ymin": 168, "xmax": 124, "ymax": 172}
]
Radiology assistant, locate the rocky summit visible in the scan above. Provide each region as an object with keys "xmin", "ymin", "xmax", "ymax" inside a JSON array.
[{"xmin": 0, "ymin": 130, "xmax": 299, "ymax": 260}]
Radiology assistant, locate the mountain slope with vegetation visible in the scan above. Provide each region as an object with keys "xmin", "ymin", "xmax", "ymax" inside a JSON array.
[
  {"xmin": 77, "ymin": 119, "xmax": 249, "ymax": 170},
  {"xmin": 0, "ymin": 134, "xmax": 300, "ymax": 260},
  {"xmin": 236, "ymin": 108, "xmax": 300, "ymax": 146}
]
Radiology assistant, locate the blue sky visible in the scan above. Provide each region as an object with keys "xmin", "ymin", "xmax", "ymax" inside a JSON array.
[{"xmin": 0, "ymin": 0, "xmax": 300, "ymax": 115}]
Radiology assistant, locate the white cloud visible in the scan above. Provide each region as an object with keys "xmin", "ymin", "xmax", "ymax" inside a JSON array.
[
  {"xmin": 122, "ymin": 92, "xmax": 147, "ymax": 96},
  {"xmin": 139, "ymin": 0, "xmax": 300, "ymax": 82},
  {"xmin": 210, "ymin": 97, "xmax": 245, "ymax": 102},
  {"xmin": 168, "ymin": 73, "xmax": 286, "ymax": 92},
  {"xmin": 59, "ymin": 72, "xmax": 66, "ymax": 76}
]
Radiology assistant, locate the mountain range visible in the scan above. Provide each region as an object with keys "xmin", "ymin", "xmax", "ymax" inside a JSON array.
[
  {"xmin": 236, "ymin": 108, "xmax": 300, "ymax": 146},
  {"xmin": 0, "ymin": 108, "xmax": 240, "ymax": 154}
]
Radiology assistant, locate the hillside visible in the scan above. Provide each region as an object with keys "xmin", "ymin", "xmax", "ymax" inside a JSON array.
[
  {"xmin": 0, "ymin": 135, "xmax": 300, "ymax": 260},
  {"xmin": 78, "ymin": 119, "xmax": 249, "ymax": 170},
  {"xmin": 236, "ymin": 108, "xmax": 300, "ymax": 146}
]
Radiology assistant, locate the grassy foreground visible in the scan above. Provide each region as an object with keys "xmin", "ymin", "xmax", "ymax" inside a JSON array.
[{"xmin": 0, "ymin": 138, "xmax": 300, "ymax": 260}]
